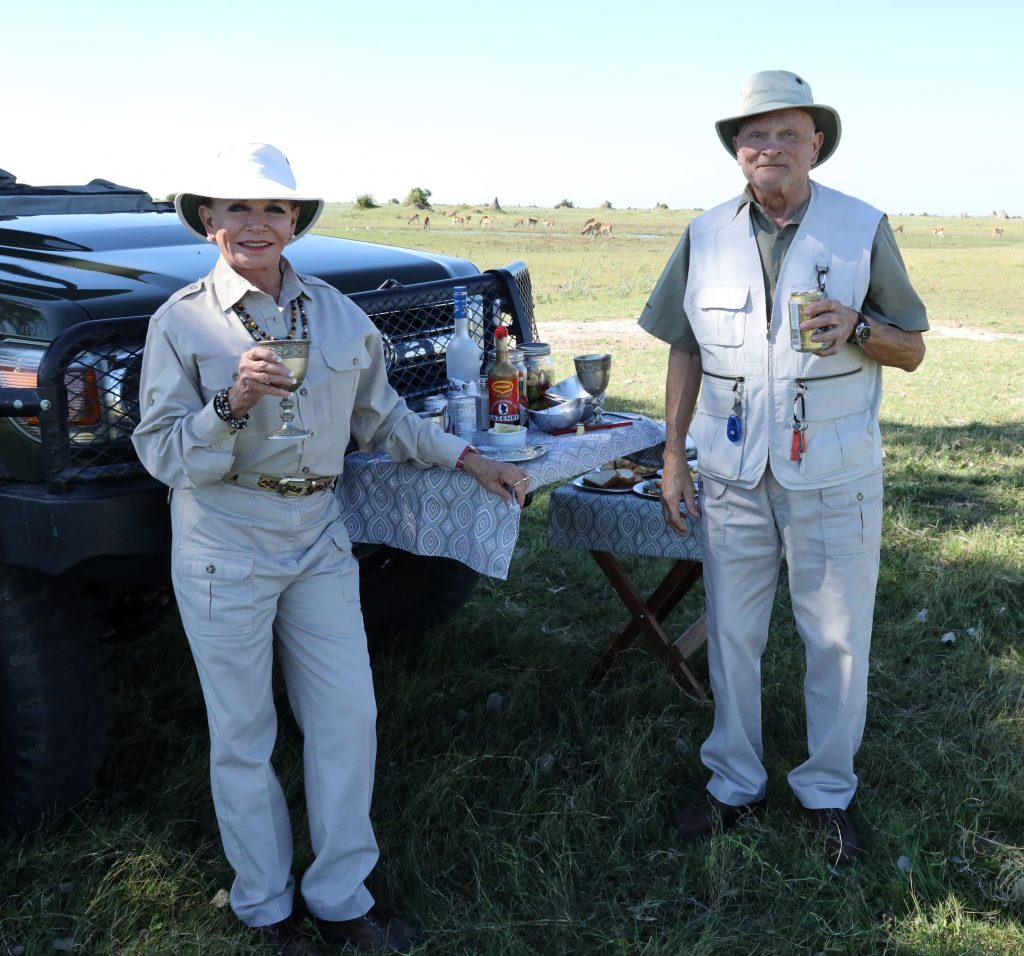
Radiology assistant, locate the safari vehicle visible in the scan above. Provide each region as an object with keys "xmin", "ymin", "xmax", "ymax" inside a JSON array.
[{"xmin": 0, "ymin": 170, "xmax": 537, "ymax": 832}]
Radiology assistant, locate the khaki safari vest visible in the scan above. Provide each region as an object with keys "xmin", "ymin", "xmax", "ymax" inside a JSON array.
[{"xmin": 684, "ymin": 181, "xmax": 883, "ymax": 491}]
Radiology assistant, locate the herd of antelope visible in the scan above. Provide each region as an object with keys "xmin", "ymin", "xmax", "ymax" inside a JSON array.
[{"xmin": 397, "ymin": 212, "xmax": 1012, "ymax": 240}]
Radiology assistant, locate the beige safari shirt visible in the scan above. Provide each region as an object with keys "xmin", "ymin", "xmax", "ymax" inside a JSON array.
[
  {"xmin": 132, "ymin": 256, "xmax": 467, "ymax": 489},
  {"xmin": 639, "ymin": 185, "xmax": 929, "ymax": 352}
]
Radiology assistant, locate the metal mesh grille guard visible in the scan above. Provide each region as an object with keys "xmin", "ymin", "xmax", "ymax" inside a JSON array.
[{"xmin": 34, "ymin": 262, "xmax": 537, "ymax": 491}]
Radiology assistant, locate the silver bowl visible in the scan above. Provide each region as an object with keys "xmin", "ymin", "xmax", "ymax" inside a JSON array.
[
  {"xmin": 527, "ymin": 397, "xmax": 586, "ymax": 433},
  {"xmin": 546, "ymin": 376, "xmax": 598, "ymax": 423}
]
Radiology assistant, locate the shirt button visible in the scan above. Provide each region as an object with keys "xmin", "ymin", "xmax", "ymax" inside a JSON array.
[
  {"xmin": 301, "ymin": 466, "xmax": 310, "ymax": 474},
  {"xmin": 299, "ymin": 387, "xmax": 308, "ymax": 396},
  {"xmin": 856, "ymin": 492, "xmax": 864, "ymax": 501},
  {"xmin": 352, "ymin": 358, "xmax": 358, "ymax": 366},
  {"xmin": 206, "ymin": 564, "xmax": 216, "ymax": 574}
]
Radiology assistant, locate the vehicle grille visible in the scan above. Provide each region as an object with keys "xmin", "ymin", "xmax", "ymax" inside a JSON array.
[{"xmin": 35, "ymin": 263, "xmax": 537, "ymax": 491}]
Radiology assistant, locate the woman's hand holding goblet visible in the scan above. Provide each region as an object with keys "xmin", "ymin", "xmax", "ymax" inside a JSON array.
[{"xmin": 227, "ymin": 345, "xmax": 297, "ymax": 417}]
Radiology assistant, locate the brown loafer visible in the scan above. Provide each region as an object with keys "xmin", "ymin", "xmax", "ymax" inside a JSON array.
[
  {"xmin": 803, "ymin": 806, "xmax": 866, "ymax": 867},
  {"xmin": 671, "ymin": 789, "xmax": 766, "ymax": 842},
  {"xmin": 313, "ymin": 903, "xmax": 420, "ymax": 953},
  {"xmin": 252, "ymin": 917, "xmax": 323, "ymax": 956}
]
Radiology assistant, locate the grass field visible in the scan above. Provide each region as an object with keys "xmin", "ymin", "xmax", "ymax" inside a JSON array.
[{"xmin": 1, "ymin": 204, "xmax": 1022, "ymax": 955}]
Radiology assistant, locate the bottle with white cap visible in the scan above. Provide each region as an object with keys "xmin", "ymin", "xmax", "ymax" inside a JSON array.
[{"xmin": 446, "ymin": 286, "xmax": 482, "ymax": 438}]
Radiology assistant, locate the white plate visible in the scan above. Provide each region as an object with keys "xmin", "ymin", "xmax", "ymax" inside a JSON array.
[
  {"xmin": 633, "ymin": 478, "xmax": 662, "ymax": 500},
  {"xmin": 479, "ymin": 445, "xmax": 548, "ymax": 463},
  {"xmin": 572, "ymin": 474, "xmax": 635, "ymax": 494}
]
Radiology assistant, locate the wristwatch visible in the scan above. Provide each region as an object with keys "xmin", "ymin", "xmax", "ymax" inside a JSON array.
[{"xmin": 847, "ymin": 313, "xmax": 872, "ymax": 346}]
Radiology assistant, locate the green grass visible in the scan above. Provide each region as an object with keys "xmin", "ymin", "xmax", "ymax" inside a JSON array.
[{"xmin": 2, "ymin": 209, "xmax": 1023, "ymax": 955}]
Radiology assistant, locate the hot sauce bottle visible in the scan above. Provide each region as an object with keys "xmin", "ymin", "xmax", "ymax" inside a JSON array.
[{"xmin": 487, "ymin": 326, "xmax": 521, "ymax": 427}]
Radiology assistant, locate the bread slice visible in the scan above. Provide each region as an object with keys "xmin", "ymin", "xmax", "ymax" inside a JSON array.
[{"xmin": 582, "ymin": 467, "xmax": 636, "ymax": 489}]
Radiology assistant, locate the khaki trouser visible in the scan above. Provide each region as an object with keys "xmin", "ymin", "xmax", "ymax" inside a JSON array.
[
  {"xmin": 698, "ymin": 465, "xmax": 883, "ymax": 810},
  {"xmin": 171, "ymin": 482, "xmax": 377, "ymax": 928}
]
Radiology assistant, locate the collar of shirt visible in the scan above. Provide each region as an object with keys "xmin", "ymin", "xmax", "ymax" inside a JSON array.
[
  {"xmin": 733, "ymin": 183, "xmax": 812, "ymax": 235},
  {"xmin": 209, "ymin": 255, "xmax": 310, "ymax": 314}
]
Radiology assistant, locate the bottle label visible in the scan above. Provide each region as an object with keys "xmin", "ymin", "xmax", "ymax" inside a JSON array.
[
  {"xmin": 447, "ymin": 377, "xmax": 479, "ymax": 397},
  {"xmin": 489, "ymin": 378, "xmax": 521, "ymax": 425}
]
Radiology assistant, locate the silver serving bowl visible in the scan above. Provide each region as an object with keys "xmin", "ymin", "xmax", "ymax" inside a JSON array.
[
  {"xmin": 546, "ymin": 376, "xmax": 598, "ymax": 423},
  {"xmin": 527, "ymin": 397, "xmax": 586, "ymax": 433}
]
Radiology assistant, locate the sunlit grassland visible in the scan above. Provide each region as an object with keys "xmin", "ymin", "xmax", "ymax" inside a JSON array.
[{"xmin": 1, "ymin": 206, "xmax": 1022, "ymax": 955}]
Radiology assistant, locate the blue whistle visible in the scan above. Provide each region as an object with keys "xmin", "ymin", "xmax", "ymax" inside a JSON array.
[{"xmin": 727, "ymin": 414, "xmax": 743, "ymax": 443}]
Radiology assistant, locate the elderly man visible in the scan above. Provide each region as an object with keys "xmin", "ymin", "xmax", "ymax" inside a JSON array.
[{"xmin": 640, "ymin": 71, "xmax": 927, "ymax": 867}]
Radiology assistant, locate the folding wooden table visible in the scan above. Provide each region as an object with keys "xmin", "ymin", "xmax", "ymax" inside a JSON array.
[{"xmin": 546, "ymin": 482, "xmax": 707, "ymax": 699}]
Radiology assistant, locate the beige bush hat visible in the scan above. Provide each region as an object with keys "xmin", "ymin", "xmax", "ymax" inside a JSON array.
[
  {"xmin": 715, "ymin": 70, "xmax": 842, "ymax": 167},
  {"xmin": 175, "ymin": 143, "xmax": 325, "ymax": 242}
]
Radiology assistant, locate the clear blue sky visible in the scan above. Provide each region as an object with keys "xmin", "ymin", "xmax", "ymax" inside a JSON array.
[{"xmin": 5, "ymin": 0, "xmax": 1019, "ymax": 215}]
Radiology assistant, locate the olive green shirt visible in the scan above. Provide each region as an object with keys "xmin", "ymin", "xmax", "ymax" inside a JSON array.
[{"xmin": 639, "ymin": 185, "xmax": 929, "ymax": 353}]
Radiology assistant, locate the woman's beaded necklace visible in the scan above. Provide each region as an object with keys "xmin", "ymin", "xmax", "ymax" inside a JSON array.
[{"xmin": 232, "ymin": 297, "xmax": 309, "ymax": 343}]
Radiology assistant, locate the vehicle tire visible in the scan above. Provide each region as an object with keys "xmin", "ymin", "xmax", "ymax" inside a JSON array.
[
  {"xmin": 357, "ymin": 546, "xmax": 479, "ymax": 638},
  {"xmin": 0, "ymin": 568, "xmax": 116, "ymax": 833}
]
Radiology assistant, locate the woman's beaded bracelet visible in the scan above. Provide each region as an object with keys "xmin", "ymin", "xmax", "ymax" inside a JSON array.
[{"xmin": 213, "ymin": 388, "xmax": 249, "ymax": 429}]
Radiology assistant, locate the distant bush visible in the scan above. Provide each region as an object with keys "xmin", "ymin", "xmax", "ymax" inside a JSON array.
[
  {"xmin": 355, "ymin": 194, "xmax": 378, "ymax": 209},
  {"xmin": 404, "ymin": 187, "xmax": 433, "ymax": 209},
  {"xmin": 388, "ymin": 198, "xmax": 399, "ymax": 204},
  {"xmin": 555, "ymin": 198, "xmax": 574, "ymax": 209},
  {"xmin": 654, "ymin": 202, "xmax": 668, "ymax": 210},
  {"xmin": 600, "ymin": 200, "xmax": 613, "ymax": 209}
]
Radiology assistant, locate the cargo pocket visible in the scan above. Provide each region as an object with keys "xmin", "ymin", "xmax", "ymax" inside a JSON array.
[
  {"xmin": 692, "ymin": 373, "xmax": 745, "ymax": 481},
  {"xmin": 691, "ymin": 286, "xmax": 750, "ymax": 347},
  {"xmin": 173, "ymin": 548, "xmax": 255, "ymax": 637},
  {"xmin": 329, "ymin": 525, "xmax": 361, "ymax": 604},
  {"xmin": 820, "ymin": 474, "xmax": 882, "ymax": 558}
]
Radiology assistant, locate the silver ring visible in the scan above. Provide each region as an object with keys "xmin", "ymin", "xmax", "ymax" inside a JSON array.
[{"xmin": 511, "ymin": 477, "xmax": 530, "ymax": 487}]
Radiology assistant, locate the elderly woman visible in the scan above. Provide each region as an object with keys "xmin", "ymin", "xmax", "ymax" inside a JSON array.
[{"xmin": 132, "ymin": 143, "xmax": 527, "ymax": 953}]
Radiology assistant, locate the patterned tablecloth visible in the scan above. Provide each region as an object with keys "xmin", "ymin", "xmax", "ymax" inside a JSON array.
[
  {"xmin": 546, "ymin": 482, "xmax": 702, "ymax": 562},
  {"xmin": 337, "ymin": 417, "xmax": 666, "ymax": 579}
]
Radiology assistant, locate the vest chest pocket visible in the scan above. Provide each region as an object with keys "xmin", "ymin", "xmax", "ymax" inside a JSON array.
[{"xmin": 692, "ymin": 286, "xmax": 750, "ymax": 348}]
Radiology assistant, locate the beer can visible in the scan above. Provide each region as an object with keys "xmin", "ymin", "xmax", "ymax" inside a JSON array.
[
  {"xmin": 789, "ymin": 290, "xmax": 825, "ymax": 352},
  {"xmin": 450, "ymin": 394, "xmax": 478, "ymax": 440}
]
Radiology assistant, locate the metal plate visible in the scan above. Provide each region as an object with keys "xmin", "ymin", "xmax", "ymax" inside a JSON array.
[
  {"xmin": 478, "ymin": 445, "xmax": 549, "ymax": 463},
  {"xmin": 632, "ymin": 478, "xmax": 662, "ymax": 499}
]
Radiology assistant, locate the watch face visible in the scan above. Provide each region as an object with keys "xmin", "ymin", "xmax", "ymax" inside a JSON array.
[{"xmin": 856, "ymin": 320, "xmax": 871, "ymax": 344}]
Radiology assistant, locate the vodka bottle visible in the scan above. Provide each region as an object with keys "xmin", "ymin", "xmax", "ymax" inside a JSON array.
[{"xmin": 446, "ymin": 287, "xmax": 482, "ymax": 438}]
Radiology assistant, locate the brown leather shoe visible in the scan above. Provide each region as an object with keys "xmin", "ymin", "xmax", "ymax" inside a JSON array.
[
  {"xmin": 313, "ymin": 903, "xmax": 420, "ymax": 952},
  {"xmin": 803, "ymin": 806, "xmax": 866, "ymax": 867},
  {"xmin": 671, "ymin": 789, "xmax": 766, "ymax": 842},
  {"xmin": 252, "ymin": 917, "xmax": 322, "ymax": 956}
]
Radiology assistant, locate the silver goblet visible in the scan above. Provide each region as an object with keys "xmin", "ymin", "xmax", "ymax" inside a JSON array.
[
  {"xmin": 573, "ymin": 353, "xmax": 612, "ymax": 423},
  {"xmin": 265, "ymin": 339, "xmax": 312, "ymax": 440}
]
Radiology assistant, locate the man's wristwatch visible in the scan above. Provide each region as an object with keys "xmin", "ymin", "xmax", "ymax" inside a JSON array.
[{"xmin": 847, "ymin": 313, "xmax": 872, "ymax": 346}]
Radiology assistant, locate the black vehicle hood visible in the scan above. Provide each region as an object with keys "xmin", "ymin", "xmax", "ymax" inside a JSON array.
[{"xmin": 0, "ymin": 211, "xmax": 478, "ymax": 337}]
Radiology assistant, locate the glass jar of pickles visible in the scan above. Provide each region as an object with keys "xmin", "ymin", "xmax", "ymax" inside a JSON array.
[{"xmin": 518, "ymin": 342, "xmax": 555, "ymax": 407}]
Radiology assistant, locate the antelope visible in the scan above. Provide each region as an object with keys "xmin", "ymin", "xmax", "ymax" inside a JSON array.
[
  {"xmin": 581, "ymin": 220, "xmax": 599, "ymax": 236},
  {"xmin": 452, "ymin": 215, "xmax": 466, "ymax": 226},
  {"xmin": 479, "ymin": 215, "xmax": 494, "ymax": 227},
  {"xmin": 543, "ymin": 218, "xmax": 555, "ymax": 229},
  {"xmin": 931, "ymin": 227, "xmax": 946, "ymax": 238},
  {"xmin": 527, "ymin": 217, "xmax": 538, "ymax": 228},
  {"xmin": 514, "ymin": 218, "xmax": 524, "ymax": 228},
  {"xmin": 892, "ymin": 223, "xmax": 904, "ymax": 235},
  {"xmin": 597, "ymin": 222, "xmax": 613, "ymax": 237},
  {"xmin": 407, "ymin": 213, "xmax": 420, "ymax": 225},
  {"xmin": 993, "ymin": 227, "xmax": 1004, "ymax": 238},
  {"xmin": 423, "ymin": 216, "xmax": 430, "ymax": 230}
]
